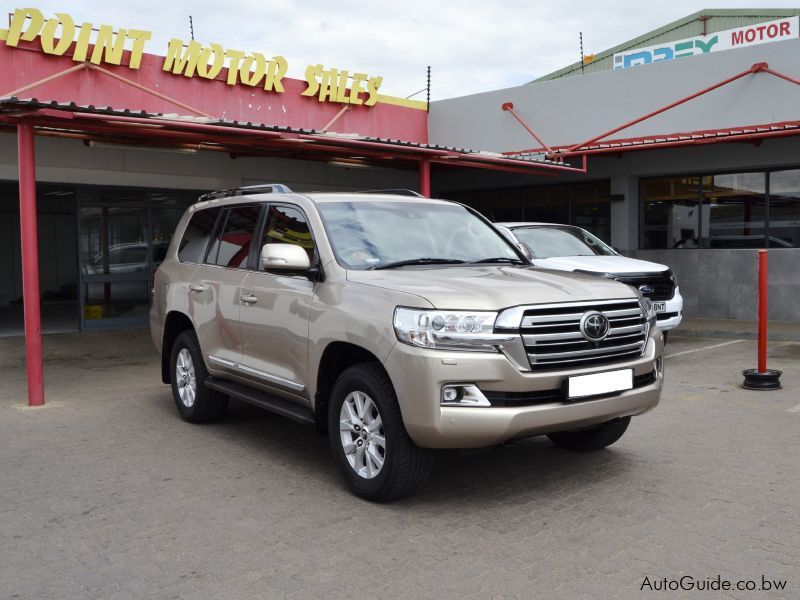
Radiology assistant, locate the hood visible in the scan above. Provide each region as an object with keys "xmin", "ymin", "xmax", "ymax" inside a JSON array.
[
  {"xmin": 347, "ymin": 265, "xmax": 637, "ymax": 310},
  {"xmin": 533, "ymin": 254, "xmax": 669, "ymax": 275}
]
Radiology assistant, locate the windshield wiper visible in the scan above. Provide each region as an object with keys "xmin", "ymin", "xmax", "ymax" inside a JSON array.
[
  {"xmin": 370, "ymin": 258, "xmax": 467, "ymax": 270},
  {"xmin": 469, "ymin": 257, "xmax": 526, "ymax": 264}
]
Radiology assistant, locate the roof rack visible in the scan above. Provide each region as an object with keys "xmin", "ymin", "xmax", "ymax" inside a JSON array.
[
  {"xmin": 198, "ymin": 183, "xmax": 293, "ymax": 202},
  {"xmin": 355, "ymin": 189, "xmax": 424, "ymax": 197}
]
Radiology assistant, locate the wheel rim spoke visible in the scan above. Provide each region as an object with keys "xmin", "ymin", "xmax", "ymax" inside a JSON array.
[
  {"xmin": 176, "ymin": 348, "xmax": 196, "ymax": 408},
  {"xmin": 339, "ymin": 390, "xmax": 385, "ymax": 480}
]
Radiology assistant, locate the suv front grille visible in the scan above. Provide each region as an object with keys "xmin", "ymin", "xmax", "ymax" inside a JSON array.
[
  {"xmin": 612, "ymin": 272, "xmax": 675, "ymax": 301},
  {"xmin": 520, "ymin": 299, "xmax": 647, "ymax": 371}
]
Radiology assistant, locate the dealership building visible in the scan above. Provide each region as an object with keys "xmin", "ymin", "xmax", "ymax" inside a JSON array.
[{"xmin": 1, "ymin": 6, "xmax": 799, "ymax": 352}]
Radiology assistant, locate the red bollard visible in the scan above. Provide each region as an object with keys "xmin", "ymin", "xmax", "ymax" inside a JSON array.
[{"xmin": 742, "ymin": 249, "xmax": 782, "ymax": 390}]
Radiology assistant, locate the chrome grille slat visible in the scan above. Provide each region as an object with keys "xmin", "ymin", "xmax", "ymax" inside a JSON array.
[
  {"xmin": 528, "ymin": 341, "xmax": 643, "ymax": 361},
  {"xmin": 523, "ymin": 324, "xmax": 643, "ymax": 343},
  {"xmin": 528, "ymin": 349, "xmax": 644, "ymax": 366},
  {"xmin": 516, "ymin": 299, "xmax": 648, "ymax": 371}
]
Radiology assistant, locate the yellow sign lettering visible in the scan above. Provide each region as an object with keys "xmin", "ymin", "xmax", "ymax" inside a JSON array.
[
  {"xmin": 224, "ymin": 49, "xmax": 245, "ymax": 85},
  {"xmin": 5, "ymin": 7, "xmax": 44, "ymax": 46},
  {"xmin": 71, "ymin": 21, "xmax": 93, "ymax": 62},
  {"xmin": 264, "ymin": 55, "xmax": 287, "ymax": 92},
  {"xmin": 197, "ymin": 43, "xmax": 225, "ymax": 79},
  {"xmin": 90, "ymin": 24, "xmax": 127, "ymax": 65},
  {"xmin": 365, "ymin": 76, "xmax": 383, "ymax": 106},
  {"xmin": 301, "ymin": 64, "xmax": 322, "ymax": 97},
  {"xmin": 163, "ymin": 39, "xmax": 201, "ymax": 76},
  {"xmin": 127, "ymin": 29, "xmax": 152, "ymax": 69},
  {"xmin": 40, "ymin": 12, "xmax": 74, "ymax": 55},
  {"xmin": 239, "ymin": 52, "xmax": 266, "ymax": 87}
]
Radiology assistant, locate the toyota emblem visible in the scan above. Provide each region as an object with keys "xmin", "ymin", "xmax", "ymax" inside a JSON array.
[{"xmin": 580, "ymin": 311, "xmax": 610, "ymax": 341}]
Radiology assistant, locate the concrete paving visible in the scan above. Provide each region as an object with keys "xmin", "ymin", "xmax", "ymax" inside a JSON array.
[{"xmin": 1, "ymin": 330, "xmax": 798, "ymax": 599}]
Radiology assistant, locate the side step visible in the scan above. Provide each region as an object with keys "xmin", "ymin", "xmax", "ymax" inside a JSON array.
[{"xmin": 205, "ymin": 377, "xmax": 315, "ymax": 425}]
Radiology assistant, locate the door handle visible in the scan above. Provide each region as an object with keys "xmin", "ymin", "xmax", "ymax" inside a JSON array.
[
  {"xmin": 189, "ymin": 283, "xmax": 206, "ymax": 293},
  {"xmin": 240, "ymin": 294, "xmax": 258, "ymax": 304}
]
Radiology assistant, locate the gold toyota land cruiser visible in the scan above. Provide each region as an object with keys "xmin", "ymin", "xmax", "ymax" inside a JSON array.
[{"xmin": 150, "ymin": 185, "xmax": 664, "ymax": 501}]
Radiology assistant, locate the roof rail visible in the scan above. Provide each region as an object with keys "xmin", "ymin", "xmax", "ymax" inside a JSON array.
[
  {"xmin": 198, "ymin": 183, "xmax": 293, "ymax": 202},
  {"xmin": 355, "ymin": 189, "xmax": 424, "ymax": 197}
]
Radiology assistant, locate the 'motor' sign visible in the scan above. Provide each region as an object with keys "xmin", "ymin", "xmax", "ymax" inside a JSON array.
[{"xmin": 614, "ymin": 16, "xmax": 799, "ymax": 70}]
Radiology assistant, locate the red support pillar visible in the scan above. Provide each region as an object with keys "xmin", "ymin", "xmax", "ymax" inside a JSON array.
[
  {"xmin": 17, "ymin": 123, "xmax": 44, "ymax": 407},
  {"xmin": 419, "ymin": 158, "xmax": 431, "ymax": 198},
  {"xmin": 757, "ymin": 249, "xmax": 768, "ymax": 373}
]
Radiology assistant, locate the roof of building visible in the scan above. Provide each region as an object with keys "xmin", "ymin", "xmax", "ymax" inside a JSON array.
[
  {"xmin": 534, "ymin": 8, "xmax": 800, "ymax": 82},
  {"xmin": 0, "ymin": 97, "xmax": 589, "ymax": 176}
]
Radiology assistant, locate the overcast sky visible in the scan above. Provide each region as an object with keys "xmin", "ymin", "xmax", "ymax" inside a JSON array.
[{"xmin": 4, "ymin": 0, "xmax": 800, "ymax": 99}]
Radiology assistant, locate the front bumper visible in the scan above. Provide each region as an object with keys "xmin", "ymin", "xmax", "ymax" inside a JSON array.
[
  {"xmin": 383, "ymin": 329, "xmax": 664, "ymax": 449},
  {"xmin": 655, "ymin": 287, "xmax": 683, "ymax": 331}
]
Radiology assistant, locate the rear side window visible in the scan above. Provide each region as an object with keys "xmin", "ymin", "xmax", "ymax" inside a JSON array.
[
  {"xmin": 206, "ymin": 205, "xmax": 262, "ymax": 268},
  {"xmin": 178, "ymin": 207, "xmax": 222, "ymax": 263}
]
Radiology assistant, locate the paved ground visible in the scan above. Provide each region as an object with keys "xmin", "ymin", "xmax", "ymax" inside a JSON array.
[{"xmin": 1, "ymin": 331, "xmax": 798, "ymax": 599}]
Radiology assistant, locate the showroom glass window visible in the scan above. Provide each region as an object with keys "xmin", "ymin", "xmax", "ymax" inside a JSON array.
[
  {"xmin": 640, "ymin": 177, "xmax": 703, "ymax": 249},
  {"xmin": 768, "ymin": 169, "xmax": 800, "ymax": 247},
  {"xmin": 640, "ymin": 170, "xmax": 796, "ymax": 249}
]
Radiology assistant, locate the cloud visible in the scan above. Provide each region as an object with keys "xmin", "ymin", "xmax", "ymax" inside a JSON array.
[{"xmin": 10, "ymin": 0, "xmax": 800, "ymax": 99}]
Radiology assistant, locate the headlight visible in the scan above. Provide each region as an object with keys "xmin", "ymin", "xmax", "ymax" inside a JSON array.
[
  {"xmin": 393, "ymin": 307, "xmax": 512, "ymax": 351},
  {"xmin": 639, "ymin": 295, "xmax": 657, "ymax": 329}
]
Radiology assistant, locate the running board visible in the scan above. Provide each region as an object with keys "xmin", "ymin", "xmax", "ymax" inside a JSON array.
[{"xmin": 205, "ymin": 377, "xmax": 315, "ymax": 426}]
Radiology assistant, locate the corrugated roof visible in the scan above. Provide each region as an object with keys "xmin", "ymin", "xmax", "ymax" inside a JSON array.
[
  {"xmin": 535, "ymin": 9, "xmax": 800, "ymax": 82},
  {"xmin": 0, "ymin": 96, "xmax": 532, "ymax": 160}
]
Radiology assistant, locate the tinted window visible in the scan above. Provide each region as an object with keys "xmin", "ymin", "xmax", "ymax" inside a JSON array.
[
  {"xmin": 207, "ymin": 205, "xmax": 261, "ymax": 268},
  {"xmin": 261, "ymin": 205, "xmax": 315, "ymax": 265},
  {"xmin": 178, "ymin": 207, "xmax": 222, "ymax": 263}
]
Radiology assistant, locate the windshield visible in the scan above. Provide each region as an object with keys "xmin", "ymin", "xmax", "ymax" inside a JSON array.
[
  {"xmin": 317, "ymin": 201, "xmax": 521, "ymax": 270},
  {"xmin": 511, "ymin": 226, "xmax": 616, "ymax": 258}
]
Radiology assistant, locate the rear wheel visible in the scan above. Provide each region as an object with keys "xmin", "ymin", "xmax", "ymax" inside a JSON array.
[
  {"xmin": 328, "ymin": 363, "xmax": 433, "ymax": 501},
  {"xmin": 170, "ymin": 331, "xmax": 229, "ymax": 423},
  {"xmin": 547, "ymin": 417, "xmax": 630, "ymax": 452}
]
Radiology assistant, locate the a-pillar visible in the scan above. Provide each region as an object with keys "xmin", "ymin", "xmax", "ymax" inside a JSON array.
[{"xmin": 17, "ymin": 123, "xmax": 44, "ymax": 406}]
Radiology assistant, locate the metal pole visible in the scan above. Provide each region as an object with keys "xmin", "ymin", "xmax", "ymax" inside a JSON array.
[
  {"xmin": 17, "ymin": 123, "xmax": 44, "ymax": 407},
  {"xmin": 426, "ymin": 66, "xmax": 431, "ymax": 113},
  {"xmin": 419, "ymin": 159, "xmax": 431, "ymax": 198},
  {"xmin": 742, "ymin": 248, "xmax": 782, "ymax": 389},
  {"xmin": 757, "ymin": 249, "xmax": 768, "ymax": 373}
]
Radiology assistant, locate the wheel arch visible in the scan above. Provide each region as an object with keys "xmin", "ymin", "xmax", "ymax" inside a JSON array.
[
  {"xmin": 314, "ymin": 342, "xmax": 389, "ymax": 436},
  {"xmin": 161, "ymin": 311, "xmax": 196, "ymax": 383}
]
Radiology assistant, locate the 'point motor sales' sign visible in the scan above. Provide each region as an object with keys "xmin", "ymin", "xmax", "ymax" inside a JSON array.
[{"xmin": 614, "ymin": 16, "xmax": 799, "ymax": 70}]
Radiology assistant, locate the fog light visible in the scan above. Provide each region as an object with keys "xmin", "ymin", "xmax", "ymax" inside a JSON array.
[
  {"xmin": 442, "ymin": 386, "xmax": 461, "ymax": 403},
  {"xmin": 440, "ymin": 384, "xmax": 490, "ymax": 407},
  {"xmin": 656, "ymin": 356, "xmax": 664, "ymax": 378}
]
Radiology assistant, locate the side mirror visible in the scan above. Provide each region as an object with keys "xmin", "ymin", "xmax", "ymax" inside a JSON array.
[
  {"xmin": 516, "ymin": 243, "xmax": 533, "ymax": 263},
  {"xmin": 261, "ymin": 243, "xmax": 310, "ymax": 271}
]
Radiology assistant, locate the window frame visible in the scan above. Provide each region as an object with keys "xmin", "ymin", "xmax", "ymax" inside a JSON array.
[
  {"xmin": 253, "ymin": 202, "xmax": 318, "ymax": 274},
  {"xmin": 202, "ymin": 203, "xmax": 266, "ymax": 270},
  {"xmin": 639, "ymin": 166, "xmax": 800, "ymax": 250}
]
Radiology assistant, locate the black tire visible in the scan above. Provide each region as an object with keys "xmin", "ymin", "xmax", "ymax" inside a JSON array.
[
  {"xmin": 328, "ymin": 363, "xmax": 433, "ymax": 501},
  {"xmin": 547, "ymin": 416, "xmax": 631, "ymax": 452},
  {"xmin": 169, "ymin": 330, "xmax": 229, "ymax": 423}
]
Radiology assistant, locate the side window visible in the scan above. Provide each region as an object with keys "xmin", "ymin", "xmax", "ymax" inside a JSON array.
[
  {"xmin": 206, "ymin": 205, "xmax": 261, "ymax": 269},
  {"xmin": 178, "ymin": 207, "xmax": 222, "ymax": 263},
  {"xmin": 260, "ymin": 205, "xmax": 315, "ymax": 266}
]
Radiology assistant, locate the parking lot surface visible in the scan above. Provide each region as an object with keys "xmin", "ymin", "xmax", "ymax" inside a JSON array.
[{"xmin": 1, "ymin": 331, "xmax": 798, "ymax": 599}]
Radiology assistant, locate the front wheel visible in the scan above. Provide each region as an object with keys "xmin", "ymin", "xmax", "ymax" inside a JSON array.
[
  {"xmin": 328, "ymin": 363, "xmax": 433, "ymax": 501},
  {"xmin": 547, "ymin": 417, "xmax": 631, "ymax": 452}
]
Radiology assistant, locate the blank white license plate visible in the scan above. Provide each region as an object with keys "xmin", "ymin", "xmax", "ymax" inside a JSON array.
[
  {"xmin": 652, "ymin": 301, "xmax": 666, "ymax": 313},
  {"xmin": 567, "ymin": 369, "xmax": 633, "ymax": 399}
]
